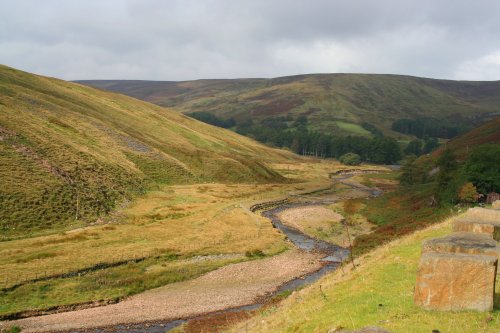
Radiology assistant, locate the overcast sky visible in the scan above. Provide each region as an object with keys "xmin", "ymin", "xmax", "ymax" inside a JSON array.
[{"xmin": 1, "ymin": 0, "xmax": 500, "ymax": 81}]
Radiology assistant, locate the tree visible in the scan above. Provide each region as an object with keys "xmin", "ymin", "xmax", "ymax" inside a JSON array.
[
  {"xmin": 423, "ymin": 137, "xmax": 439, "ymax": 154},
  {"xmin": 435, "ymin": 149, "xmax": 459, "ymax": 204},
  {"xmin": 399, "ymin": 155, "xmax": 418, "ymax": 185},
  {"xmin": 436, "ymin": 149, "xmax": 458, "ymax": 186},
  {"xmin": 464, "ymin": 144, "xmax": 500, "ymax": 195},
  {"xmin": 404, "ymin": 139, "xmax": 423, "ymax": 156},
  {"xmin": 339, "ymin": 153, "xmax": 361, "ymax": 166},
  {"xmin": 458, "ymin": 182, "xmax": 478, "ymax": 206}
]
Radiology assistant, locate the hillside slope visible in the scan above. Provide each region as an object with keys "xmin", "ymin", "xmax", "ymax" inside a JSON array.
[
  {"xmin": 0, "ymin": 65, "xmax": 295, "ymax": 235},
  {"xmin": 437, "ymin": 116, "xmax": 500, "ymax": 157},
  {"xmin": 79, "ymin": 74, "xmax": 500, "ymax": 137}
]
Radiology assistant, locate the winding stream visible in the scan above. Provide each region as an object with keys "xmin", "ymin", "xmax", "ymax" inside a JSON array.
[{"xmin": 80, "ymin": 174, "xmax": 381, "ymax": 333}]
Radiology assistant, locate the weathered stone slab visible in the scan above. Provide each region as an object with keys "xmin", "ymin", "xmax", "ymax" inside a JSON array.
[
  {"xmin": 414, "ymin": 252, "xmax": 497, "ymax": 311},
  {"xmin": 422, "ymin": 232, "xmax": 500, "ymax": 262},
  {"xmin": 452, "ymin": 219, "xmax": 500, "ymax": 241},
  {"xmin": 452, "ymin": 208, "xmax": 500, "ymax": 241},
  {"xmin": 493, "ymin": 200, "xmax": 500, "ymax": 210},
  {"xmin": 460, "ymin": 207, "xmax": 500, "ymax": 222}
]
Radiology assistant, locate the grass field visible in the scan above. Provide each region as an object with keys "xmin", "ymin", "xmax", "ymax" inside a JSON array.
[
  {"xmin": 335, "ymin": 121, "xmax": 372, "ymax": 137},
  {"xmin": 228, "ymin": 219, "xmax": 500, "ymax": 333},
  {"xmin": 1, "ymin": 158, "xmax": 372, "ymax": 318},
  {"xmin": 0, "ymin": 182, "xmax": 293, "ymax": 317}
]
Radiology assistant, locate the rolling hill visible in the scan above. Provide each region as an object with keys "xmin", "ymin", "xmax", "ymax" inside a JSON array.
[
  {"xmin": 79, "ymin": 74, "xmax": 500, "ymax": 138},
  {"xmin": 0, "ymin": 65, "xmax": 296, "ymax": 236}
]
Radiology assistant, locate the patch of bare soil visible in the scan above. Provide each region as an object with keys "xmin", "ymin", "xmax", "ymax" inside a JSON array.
[
  {"xmin": 277, "ymin": 205, "xmax": 343, "ymax": 234},
  {"xmin": 2, "ymin": 250, "xmax": 321, "ymax": 333}
]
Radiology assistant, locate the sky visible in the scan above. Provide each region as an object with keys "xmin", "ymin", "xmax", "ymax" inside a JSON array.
[{"xmin": 1, "ymin": 0, "xmax": 500, "ymax": 81}]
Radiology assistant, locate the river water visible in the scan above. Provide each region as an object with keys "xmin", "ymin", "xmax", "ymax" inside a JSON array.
[{"xmin": 79, "ymin": 175, "xmax": 378, "ymax": 333}]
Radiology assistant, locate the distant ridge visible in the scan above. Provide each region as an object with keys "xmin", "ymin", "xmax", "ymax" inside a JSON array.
[{"xmin": 78, "ymin": 74, "xmax": 500, "ymax": 138}]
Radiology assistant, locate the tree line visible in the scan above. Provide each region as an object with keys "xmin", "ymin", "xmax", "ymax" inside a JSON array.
[
  {"xmin": 399, "ymin": 144, "xmax": 500, "ymax": 205},
  {"xmin": 392, "ymin": 117, "xmax": 469, "ymax": 139}
]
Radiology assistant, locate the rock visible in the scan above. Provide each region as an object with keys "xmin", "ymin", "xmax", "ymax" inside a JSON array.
[
  {"xmin": 414, "ymin": 252, "xmax": 497, "ymax": 311},
  {"xmin": 493, "ymin": 200, "xmax": 500, "ymax": 210},
  {"xmin": 422, "ymin": 232, "xmax": 500, "ymax": 263},
  {"xmin": 457, "ymin": 207, "xmax": 500, "ymax": 222},
  {"xmin": 452, "ymin": 209, "xmax": 500, "ymax": 241},
  {"xmin": 452, "ymin": 219, "xmax": 500, "ymax": 241}
]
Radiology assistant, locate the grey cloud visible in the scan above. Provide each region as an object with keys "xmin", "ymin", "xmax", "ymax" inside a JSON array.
[{"xmin": 1, "ymin": 0, "xmax": 500, "ymax": 80}]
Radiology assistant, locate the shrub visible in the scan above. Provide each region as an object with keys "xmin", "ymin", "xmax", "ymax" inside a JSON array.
[
  {"xmin": 339, "ymin": 153, "xmax": 361, "ymax": 166},
  {"xmin": 458, "ymin": 182, "xmax": 478, "ymax": 205}
]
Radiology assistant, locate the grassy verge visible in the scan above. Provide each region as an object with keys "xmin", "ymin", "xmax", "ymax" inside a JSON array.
[{"xmin": 228, "ymin": 220, "xmax": 500, "ymax": 333}]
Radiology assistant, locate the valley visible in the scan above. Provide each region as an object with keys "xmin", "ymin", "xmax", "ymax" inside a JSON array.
[
  {"xmin": 1, "ymin": 66, "xmax": 499, "ymax": 333},
  {"xmin": 1, "ymin": 163, "xmax": 389, "ymax": 332}
]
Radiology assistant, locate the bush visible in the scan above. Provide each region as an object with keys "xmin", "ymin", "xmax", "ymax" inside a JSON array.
[
  {"xmin": 458, "ymin": 182, "xmax": 478, "ymax": 205},
  {"xmin": 339, "ymin": 153, "xmax": 361, "ymax": 166}
]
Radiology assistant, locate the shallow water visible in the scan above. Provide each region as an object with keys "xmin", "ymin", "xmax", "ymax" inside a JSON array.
[{"xmin": 82, "ymin": 176, "xmax": 378, "ymax": 333}]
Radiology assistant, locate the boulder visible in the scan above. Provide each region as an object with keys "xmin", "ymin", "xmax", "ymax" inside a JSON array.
[
  {"xmin": 422, "ymin": 232, "xmax": 500, "ymax": 263},
  {"xmin": 414, "ymin": 252, "xmax": 497, "ymax": 311}
]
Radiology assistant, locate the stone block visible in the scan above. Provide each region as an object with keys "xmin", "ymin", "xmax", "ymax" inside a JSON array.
[
  {"xmin": 452, "ymin": 209, "xmax": 500, "ymax": 241},
  {"xmin": 422, "ymin": 232, "xmax": 500, "ymax": 262},
  {"xmin": 452, "ymin": 219, "xmax": 500, "ymax": 241},
  {"xmin": 460, "ymin": 207, "xmax": 500, "ymax": 222},
  {"xmin": 414, "ymin": 252, "xmax": 497, "ymax": 311}
]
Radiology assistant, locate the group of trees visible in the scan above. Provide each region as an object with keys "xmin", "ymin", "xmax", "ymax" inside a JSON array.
[
  {"xmin": 188, "ymin": 111, "xmax": 236, "ymax": 128},
  {"xmin": 392, "ymin": 117, "xmax": 469, "ymax": 139},
  {"xmin": 187, "ymin": 112, "xmax": 450, "ymax": 166},
  {"xmin": 399, "ymin": 144, "xmax": 500, "ymax": 205},
  {"xmin": 235, "ymin": 118, "xmax": 402, "ymax": 164},
  {"xmin": 403, "ymin": 137, "xmax": 439, "ymax": 156}
]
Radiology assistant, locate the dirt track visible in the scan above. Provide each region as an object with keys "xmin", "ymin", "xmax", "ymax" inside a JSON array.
[{"xmin": 2, "ymin": 250, "xmax": 321, "ymax": 333}]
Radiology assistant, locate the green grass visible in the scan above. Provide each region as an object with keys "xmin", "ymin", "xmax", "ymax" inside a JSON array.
[
  {"xmin": 228, "ymin": 221, "xmax": 500, "ymax": 333},
  {"xmin": 0, "ymin": 253, "xmax": 247, "ymax": 318},
  {"xmin": 335, "ymin": 121, "xmax": 372, "ymax": 136}
]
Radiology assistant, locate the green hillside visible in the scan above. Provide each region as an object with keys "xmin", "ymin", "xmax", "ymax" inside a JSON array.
[
  {"xmin": 0, "ymin": 65, "xmax": 295, "ymax": 237},
  {"xmin": 79, "ymin": 74, "xmax": 500, "ymax": 137},
  {"xmin": 436, "ymin": 116, "xmax": 500, "ymax": 157}
]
